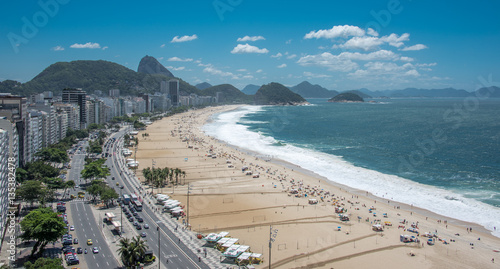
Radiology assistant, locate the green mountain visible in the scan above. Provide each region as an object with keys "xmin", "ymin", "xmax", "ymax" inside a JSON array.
[
  {"xmin": 137, "ymin": 55, "xmax": 174, "ymax": 77},
  {"xmin": 290, "ymin": 81, "xmax": 338, "ymax": 98},
  {"xmin": 328, "ymin": 92, "xmax": 364, "ymax": 102},
  {"xmin": 0, "ymin": 59, "xmax": 200, "ymax": 97},
  {"xmin": 254, "ymin": 82, "xmax": 307, "ymax": 105},
  {"xmin": 343, "ymin": 90, "xmax": 372, "ymax": 99},
  {"xmin": 195, "ymin": 82, "xmax": 212, "ymax": 90},
  {"xmin": 242, "ymin": 84, "xmax": 261, "ymax": 95},
  {"xmin": 200, "ymin": 84, "xmax": 252, "ymax": 103}
]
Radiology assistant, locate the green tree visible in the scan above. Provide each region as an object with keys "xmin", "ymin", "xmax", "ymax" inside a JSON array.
[
  {"xmin": 81, "ymin": 159, "xmax": 110, "ymax": 182},
  {"xmin": 101, "ymin": 187, "xmax": 119, "ymax": 207},
  {"xmin": 24, "ymin": 257, "xmax": 64, "ymax": 269},
  {"xmin": 16, "ymin": 181, "xmax": 47, "ymax": 205},
  {"xmin": 36, "ymin": 148, "xmax": 69, "ymax": 163},
  {"xmin": 117, "ymin": 236, "xmax": 149, "ymax": 267},
  {"xmin": 20, "ymin": 208, "xmax": 67, "ymax": 257}
]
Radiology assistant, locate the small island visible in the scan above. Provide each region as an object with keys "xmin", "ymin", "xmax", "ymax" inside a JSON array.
[
  {"xmin": 328, "ymin": 92, "xmax": 364, "ymax": 103},
  {"xmin": 254, "ymin": 82, "xmax": 308, "ymax": 105}
]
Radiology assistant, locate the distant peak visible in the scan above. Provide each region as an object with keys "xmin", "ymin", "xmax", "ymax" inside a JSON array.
[{"xmin": 137, "ymin": 55, "xmax": 174, "ymax": 78}]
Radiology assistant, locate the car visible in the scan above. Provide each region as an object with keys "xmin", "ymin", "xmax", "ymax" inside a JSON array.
[
  {"xmin": 77, "ymin": 247, "xmax": 83, "ymax": 254},
  {"xmin": 128, "ymin": 217, "xmax": 134, "ymax": 222},
  {"xmin": 123, "ymin": 208, "xmax": 128, "ymax": 213},
  {"xmin": 92, "ymin": 247, "xmax": 99, "ymax": 254},
  {"xmin": 144, "ymin": 224, "xmax": 149, "ymax": 229},
  {"xmin": 75, "ymin": 185, "xmax": 79, "ymax": 188},
  {"xmin": 136, "ymin": 225, "xmax": 142, "ymax": 230},
  {"xmin": 120, "ymin": 186, "xmax": 124, "ymax": 189},
  {"xmin": 126, "ymin": 213, "xmax": 132, "ymax": 218},
  {"xmin": 112, "ymin": 177, "xmax": 115, "ymax": 180},
  {"xmin": 132, "ymin": 212, "xmax": 138, "ymax": 217},
  {"xmin": 141, "ymin": 232, "xmax": 147, "ymax": 237},
  {"xmin": 87, "ymin": 239, "xmax": 93, "ymax": 245},
  {"xmin": 137, "ymin": 217, "xmax": 143, "ymax": 223},
  {"xmin": 73, "ymin": 238, "xmax": 78, "ymax": 244},
  {"xmin": 70, "ymin": 225, "xmax": 75, "ymax": 231},
  {"xmin": 133, "ymin": 221, "xmax": 138, "ymax": 226}
]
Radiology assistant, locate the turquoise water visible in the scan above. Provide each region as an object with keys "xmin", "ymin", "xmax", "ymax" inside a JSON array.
[{"xmin": 203, "ymin": 98, "xmax": 500, "ymax": 235}]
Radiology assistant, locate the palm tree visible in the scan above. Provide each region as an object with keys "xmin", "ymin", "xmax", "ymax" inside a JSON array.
[
  {"xmin": 174, "ymin": 168, "xmax": 180, "ymax": 185},
  {"xmin": 181, "ymin": 170, "xmax": 186, "ymax": 185},
  {"xmin": 117, "ymin": 238, "xmax": 133, "ymax": 267},
  {"xmin": 131, "ymin": 235, "xmax": 148, "ymax": 263}
]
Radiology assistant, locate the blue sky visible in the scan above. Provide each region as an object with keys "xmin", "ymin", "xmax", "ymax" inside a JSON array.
[{"xmin": 1, "ymin": 0, "xmax": 499, "ymax": 91}]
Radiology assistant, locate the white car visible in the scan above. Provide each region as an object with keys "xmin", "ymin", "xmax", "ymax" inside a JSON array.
[
  {"xmin": 92, "ymin": 247, "xmax": 99, "ymax": 254},
  {"xmin": 70, "ymin": 225, "xmax": 75, "ymax": 231}
]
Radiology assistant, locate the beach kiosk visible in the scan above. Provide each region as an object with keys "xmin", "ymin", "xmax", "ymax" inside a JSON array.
[
  {"xmin": 105, "ymin": 212, "xmax": 116, "ymax": 222},
  {"xmin": 204, "ymin": 232, "xmax": 229, "ymax": 245},
  {"xmin": 372, "ymin": 224, "xmax": 384, "ymax": 232},
  {"xmin": 223, "ymin": 245, "xmax": 250, "ymax": 260},
  {"xmin": 111, "ymin": 221, "xmax": 122, "ymax": 233}
]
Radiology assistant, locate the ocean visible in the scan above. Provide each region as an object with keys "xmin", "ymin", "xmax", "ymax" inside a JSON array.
[{"xmin": 203, "ymin": 98, "xmax": 500, "ymax": 237}]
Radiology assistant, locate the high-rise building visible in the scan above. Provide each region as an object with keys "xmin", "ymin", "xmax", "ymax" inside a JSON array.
[
  {"xmin": 109, "ymin": 89, "xmax": 120, "ymax": 97},
  {"xmin": 26, "ymin": 111, "xmax": 43, "ymax": 163},
  {"xmin": 0, "ymin": 128, "xmax": 9, "ymax": 241},
  {"xmin": 168, "ymin": 79, "xmax": 180, "ymax": 107},
  {"xmin": 62, "ymin": 88, "xmax": 87, "ymax": 129},
  {"xmin": 0, "ymin": 94, "xmax": 27, "ymax": 166},
  {"xmin": 54, "ymin": 103, "xmax": 80, "ymax": 131}
]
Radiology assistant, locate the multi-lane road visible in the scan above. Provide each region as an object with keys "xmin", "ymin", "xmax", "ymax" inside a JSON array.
[
  {"xmin": 66, "ymin": 141, "xmax": 121, "ymax": 269},
  {"xmin": 64, "ymin": 127, "xmax": 211, "ymax": 269},
  {"xmin": 104, "ymin": 128, "xmax": 211, "ymax": 269}
]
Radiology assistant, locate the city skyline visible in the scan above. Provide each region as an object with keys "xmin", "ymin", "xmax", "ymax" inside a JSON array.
[{"xmin": 1, "ymin": 0, "xmax": 499, "ymax": 91}]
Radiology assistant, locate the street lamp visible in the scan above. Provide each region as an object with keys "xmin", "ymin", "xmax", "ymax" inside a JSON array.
[
  {"xmin": 120, "ymin": 188, "xmax": 123, "ymax": 235},
  {"xmin": 187, "ymin": 183, "xmax": 192, "ymax": 230}
]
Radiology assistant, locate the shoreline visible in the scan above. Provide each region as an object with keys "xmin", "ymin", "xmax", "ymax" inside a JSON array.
[
  {"xmin": 204, "ymin": 105, "xmax": 497, "ymax": 237},
  {"xmin": 135, "ymin": 105, "xmax": 500, "ymax": 269}
]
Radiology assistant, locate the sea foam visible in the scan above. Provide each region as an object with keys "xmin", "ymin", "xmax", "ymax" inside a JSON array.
[{"xmin": 203, "ymin": 106, "xmax": 500, "ymax": 237}]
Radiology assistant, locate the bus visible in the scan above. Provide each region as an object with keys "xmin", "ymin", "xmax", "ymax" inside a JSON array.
[
  {"xmin": 130, "ymin": 194, "xmax": 138, "ymax": 202},
  {"xmin": 134, "ymin": 201, "xmax": 143, "ymax": 212},
  {"xmin": 122, "ymin": 194, "xmax": 131, "ymax": 205}
]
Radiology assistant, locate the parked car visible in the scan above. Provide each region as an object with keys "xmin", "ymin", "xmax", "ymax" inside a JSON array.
[{"xmin": 144, "ymin": 224, "xmax": 149, "ymax": 229}]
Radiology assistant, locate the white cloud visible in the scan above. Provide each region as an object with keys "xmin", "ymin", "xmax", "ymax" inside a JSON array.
[
  {"xmin": 303, "ymin": 71, "xmax": 331, "ymax": 78},
  {"xmin": 277, "ymin": 64, "xmax": 287, "ymax": 68},
  {"xmin": 400, "ymin": 56, "xmax": 414, "ymax": 62},
  {"xmin": 401, "ymin": 44, "xmax": 428, "ymax": 51},
  {"xmin": 160, "ymin": 44, "xmax": 166, "ymax": 48},
  {"xmin": 256, "ymin": 69, "xmax": 263, "ymax": 73},
  {"xmin": 340, "ymin": 50, "xmax": 400, "ymax": 61},
  {"xmin": 297, "ymin": 52, "xmax": 358, "ymax": 72},
  {"xmin": 348, "ymin": 62, "xmax": 419, "ymax": 79},
  {"xmin": 367, "ymin": 28, "xmax": 379, "ymax": 37},
  {"xmin": 102, "ymin": 46, "xmax": 108, "ymax": 50},
  {"xmin": 287, "ymin": 54, "xmax": 297, "ymax": 59},
  {"xmin": 166, "ymin": 66, "xmax": 186, "ymax": 71},
  {"xmin": 203, "ymin": 66, "xmax": 236, "ymax": 78},
  {"xmin": 237, "ymin": 69, "xmax": 247, "ymax": 72},
  {"xmin": 416, "ymin": 63, "xmax": 437, "ymax": 67},
  {"xmin": 171, "ymin": 34, "xmax": 198, "ymax": 43},
  {"xmin": 304, "ymin": 25, "xmax": 375, "ymax": 40},
  {"xmin": 286, "ymin": 39, "xmax": 292, "ymax": 44},
  {"xmin": 339, "ymin": 36, "xmax": 384, "ymax": 51},
  {"xmin": 379, "ymin": 33, "xmax": 410, "ymax": 48},
  {"xmin": 231, "ymin": 44, "xmax": 269, "ymax": 54},
  {"xmin": 158, "ymin": 57, "xmax": 164, "ymax": 61},
  {"xmin": 237, "ymin": 35, "xmax": 265, "ymax": 42},
  {"xmin": 52, "ymin": 46, "xmax": 64, "ymax": 51},
  {"xmin": 271, "ymin": 52, "xmax": 283, "ymax": 58},
  {"xmin": 70, "ymin": 42, "xmax": 101, "ymax": 49},
  {"xmin": 168, "ymin": 57, "xmax": 193, "ymax": 62}
]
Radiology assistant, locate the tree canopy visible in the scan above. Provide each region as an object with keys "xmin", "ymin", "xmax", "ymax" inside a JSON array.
[
  {"xmin": 24, "ymin": 257, "xmax": 64, "ymax": 269},
  {"xmin": 20, "ymin": 208, "xmax": 67, "ymax": 257}
]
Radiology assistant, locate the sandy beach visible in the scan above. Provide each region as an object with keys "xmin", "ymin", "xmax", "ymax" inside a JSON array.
[{"xmin": 134, "ymin": 105, "xmax": 500, "ymax": 269}]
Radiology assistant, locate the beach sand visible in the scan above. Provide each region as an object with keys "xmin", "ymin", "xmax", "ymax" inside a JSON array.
[{"xmin": 134, "ymin": 105, "xmax": 500, "ymax": 269}]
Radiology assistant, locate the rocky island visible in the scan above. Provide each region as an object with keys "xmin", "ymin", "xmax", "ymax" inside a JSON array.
[
  {"xmin": 328, "ymin": 92, "xmax": 364, "ymax": 103},
  {"xmin": 254, "ymin": 82, "xmax": 308, "ymax": 105}
]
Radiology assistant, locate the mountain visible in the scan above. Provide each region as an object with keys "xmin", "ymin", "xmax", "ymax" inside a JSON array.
[
  {"xmin": 343, "ymin": 90, "xmax": 372, "ymax": 99},
  {"xmin": 290, "ymin": 81, "xmax": 339, "ymax": 98},
  {"xmin": 137, "ymin": 55, "xmax": 174, "ymax": 78},
  {"xmin": 0, "ymin": 59, "xmax": 200, "ymax": 97},
  {"xmin": 354, "ymin": 87, "xmax": 475, "ymax": 98},
  {"xmin": 200, "ymin": 84, "xmax": 252, "ymax": 103},
  {"xmin": 195, "ymin": 82, "xmax": 212, "ymax": 90},
  {"xmin": 328, "ymin": 92, "xmax": 364, "ymax": 103},
  {"xmin": 473, "ymin": 86, "xmax": 500, "ymax": 98},
  {"xmin": 254, "ymin": 82, "xmax": 307, "ymax": 105},
  {"xmin": 242, "ymin": 84, "xmax": 261, "ymax": 95}
]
